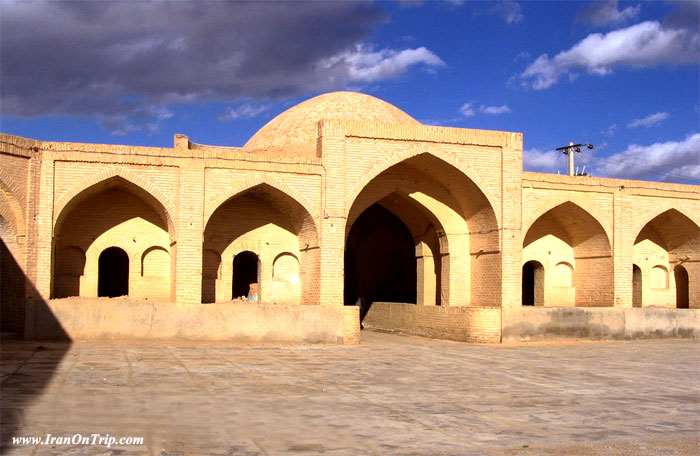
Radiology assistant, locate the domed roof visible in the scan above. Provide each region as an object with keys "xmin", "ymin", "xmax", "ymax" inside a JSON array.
[{"xmin": 244, "ymin": 91, "xmax": 420, "ymax": 157}]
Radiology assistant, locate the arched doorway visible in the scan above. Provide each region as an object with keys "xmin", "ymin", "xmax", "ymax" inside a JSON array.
[
  {"xmin": 634, "ymin": 209, "xmax": 698, "ymax": 309},
  {"xmin": 203, "ymin": 184, "xmax": 318, "ymax": 304},
  {"xmin": 523, "ymin": 202, "xmax": 612, "ymax": 307},
  {"xmin": 345, "ymin": 204, "xmax": 417, "ymax": 315},
  {"xmin": 98, "ymin": 247, "xmax": 129, "ymax": 298},
  {"xmin": 232, "ymin": 251, "xmax": 259, "ymax": 300},
  {"xmin": 344, "ymin": 153, "xmax": 500, "ymax": 310},
  {"xmin": 522, "ymin": 261, "xmax": 544, "ymax": 306},
  {"xmin": 52, "ymin": 177, "xmax": 173, "ymax": 300},
  {"xmin": 632, "ymin": 265, "xmax": 642, "ymax": 308},
  {"xmin": 675, "ymin": 265, "xmax": 689, "ymax": 309}
]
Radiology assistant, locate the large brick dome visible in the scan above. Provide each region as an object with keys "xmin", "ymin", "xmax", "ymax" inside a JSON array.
[{"xmin": 243, "ymin": 91, "xmax": 420, "ymax": 157}]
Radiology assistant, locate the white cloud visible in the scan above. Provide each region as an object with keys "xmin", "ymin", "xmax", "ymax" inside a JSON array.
[
  {"xmin": 523, "ymin": 148, "xmax": 563, "ymax": 172},
  {"xmin": 219, "ymin": 103, "xmax": 270, "ymax": 121},
  {"xmin": 602, "ymin": 123, "xmax": 617, "ymax": 136},
  {"xmin": 319, "ymin": 45, "xmax": 444, "ymax": 83},
  {"xmin": 521, "ymin": 21, "xmax": 700, "ymax": 89},
  {"xmin": 627, "ymin": 111, "xmax": 670, "ymax": 128},
  {"xmin": 597, "ymin": 133, "xmax": 700, "ymax": 183},
  {"xmin": 480, "ymin": 104, "xmax": 511, "ymax": 115},
  {"xmin": 419, "ymin": 116, "xmax": 462, "ymax": 126},
  {"xmin": 489, "ymin": 1, "xmax": 523, "ymax": 24},
  {"xmin": 146, "ymin": 106, "xmax": 174, "ymax": 133},
  {"xmin": 111, "ymin": 122, "xmax": 139, "ymax": 137},
  {"xmin": 460, "ymin": 102, "xmax": 511, "ymax": 117},
  {"xmin": 460, "ymin": 102, "xmax": 476, "ymax": 117},
  {"xmin": 576, "ymin": 0, "xmax": 640, "ymax": 27}
]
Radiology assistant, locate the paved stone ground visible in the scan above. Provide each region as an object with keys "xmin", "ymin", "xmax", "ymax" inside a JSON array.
[{"xmin": 1, "ymin": 332, "xmax": 699, "ymax": 455}]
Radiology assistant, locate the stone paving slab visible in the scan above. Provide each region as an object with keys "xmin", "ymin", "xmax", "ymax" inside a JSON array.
[{"xmin": 1, "ymin": 332, "xmax": 699, "ymax": 455}]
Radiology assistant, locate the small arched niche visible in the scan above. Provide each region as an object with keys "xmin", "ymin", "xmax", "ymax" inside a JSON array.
[
  {"xmin": 273, "ymin": 253, "xmax": 300, "ymax": 283},
  {"xmin": 54, "ymin": 246, "xmax": 86, "ymax": 298},
  {"xmin": 552, "ymin": 262, "xmax": 574, "ymax": 288},
  {"xmin": 650, "ymin": 265, "xmax": 669, "ymax": 290}
]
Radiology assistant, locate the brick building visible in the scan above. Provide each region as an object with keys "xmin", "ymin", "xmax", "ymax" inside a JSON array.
[{"xmin": 1, "ymin": 91, "xmax": 698, "ymax": 343}]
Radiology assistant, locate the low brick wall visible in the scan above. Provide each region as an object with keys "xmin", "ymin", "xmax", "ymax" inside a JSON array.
[
  {"xmin": 34, "ymin": 298, "xmax": 352, "ymax": 344},
  {"xmin": 502, "ymin": 307, "xmax": 700, "ymax": 342},
  {"xmin": 362, "ymin": 302, "xmax": 501, "ymax": 343}
]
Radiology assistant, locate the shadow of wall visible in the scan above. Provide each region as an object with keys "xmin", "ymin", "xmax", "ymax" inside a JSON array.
[{"xmin": 1, "ymin": 238, "xmax": 70, "ymax": 453}]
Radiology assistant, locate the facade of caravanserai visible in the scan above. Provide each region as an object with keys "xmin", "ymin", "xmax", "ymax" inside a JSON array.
[{"xmin": 1, "ymin": 92, "xmax": 698, "ymax": 343}]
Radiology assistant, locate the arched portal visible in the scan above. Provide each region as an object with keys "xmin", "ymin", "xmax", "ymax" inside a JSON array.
[
  {"xmin": 524, "ymin": 202, "xmax": 613, "ymax": 307},
  {"xmin": 52, "ymin": 177, "xmax": 173, "ymax": 300},
  {"xmin": 675, "ymin": 265, "xmax": 689, "ymax": 309},
  {"xmin": 345, "ymin": 204, "xmax": 417, "ymax": 312},
  {"xmin": 98, "ymin": 247, "xmax": 129, "ymax": 298},
  {"xmin": 634, "ymin": 209, "xmax": 699, "ymax": 308},
  {"xmin": 345, "ymin": 153, "xmax": 500, "ymax": 310},
  {"xmin": 203, "ymin": 183, "xmax": 318, "ymax": 304},
  {"xmin": 522, "ymin": 260, "xmax": 544, "ymax": 306},
  {"xmin": 632, "ymin": 265, "xmax": 642, "ymax": 308},
  {"xmin": 232, "ymin": 251, "xmax": 259, "ymax": 300}
]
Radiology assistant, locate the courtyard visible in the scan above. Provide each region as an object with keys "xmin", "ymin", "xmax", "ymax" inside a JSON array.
[{"xmin": 1, "ymin": 332, "xmax": 699, "ymax": 455}]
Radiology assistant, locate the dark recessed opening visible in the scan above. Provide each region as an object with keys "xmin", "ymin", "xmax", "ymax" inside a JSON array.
[
  {"xmin": 345, "ymin": 204, "xmax": 416, "ymax": 316},
  {"xmin": 675, "ymin": 265, "xmax": 689, "ymax": 309},
  {"xmin": 232, "ymin": 251, "xmax": 258, "ymax": 299},
  {"xmin": 522, "ymin": 260, "xmax": 544, "ymax": 306},
  {"xmin": 98, "ymin": 247, "xmax": 129, "ymax": 298}
]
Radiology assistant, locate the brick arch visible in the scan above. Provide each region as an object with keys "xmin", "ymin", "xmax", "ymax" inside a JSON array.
[
  {"xmin": 53, "ymin": 167, "xmax": 176, "ymax": 238},
  {"xmin": 345, "ymin": 147, "xmax": 500, "ymax": 224},
  {"xmin": 524, "ymin": 201, "xmax": 613, "ymax": 307},
  {"xmin": 524, "ymin": 194, "xmax": 613, "ymax": 244},
  {"xmin": 0, "ymin": 176, "xmax": 25, "ymax": 237},
  {"xmin": 204, "ymin": 175, "xmax": 318, "ymax": 232},
  {"xmin": 344, "ymin": 149, "xmax": 501, "ymax": 307},
  {"xmin": 0, "ymin": 168, "xmax": 25, "ymax": 210},
  {"xmin": 631, "ymin": 207, "xmax": 700, "ymax": 245},
  {"xmin": 524, "ymin": 201, "xmax": 611, "ymax": 252}
]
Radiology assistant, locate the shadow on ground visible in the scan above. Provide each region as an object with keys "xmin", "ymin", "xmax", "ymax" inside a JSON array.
[{"xmin": 1, "ymin": 239, "xmax": 70, "ymax": 453}]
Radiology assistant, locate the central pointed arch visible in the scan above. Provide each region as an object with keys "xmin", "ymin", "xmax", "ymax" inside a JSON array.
[{"xmin": 344, "ymin": 152, "xmax": 500, "ymax": 310}]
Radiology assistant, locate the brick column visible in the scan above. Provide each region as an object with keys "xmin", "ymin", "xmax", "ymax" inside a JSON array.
[
  {"xmin": 32, "ymin": 154, "xmax": 52, "ymax": 299},
  {"xmin": 174, "ymin": 160, "xmax": 204, "ymax": 303},
  {"xmin": 317, "ymin": 132, "xmax": 346, "ymax": 307},
  {"xmin": 25, "ymin": 153, "xmax": 52, "ymax": 338},
  {"xmin": 416, "ymin": 242, "xmax": 436, "ymax": 306},
  {"xmin": 500, "ymin": 134, "xmax": 524, "ymax": 309},
  {"xmin": 613, "ymin": 186, "xmax": 632, "ymax": 308}
]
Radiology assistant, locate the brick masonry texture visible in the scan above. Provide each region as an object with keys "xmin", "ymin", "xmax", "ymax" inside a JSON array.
[{"xmin": 0, "ymin": 91, "xmax": 698, "ymax": 343}]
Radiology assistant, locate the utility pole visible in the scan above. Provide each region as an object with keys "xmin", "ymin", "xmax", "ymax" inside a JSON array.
[{"xmin": 556, "ymin": 142, "xmax": 593, "ymax": 176}]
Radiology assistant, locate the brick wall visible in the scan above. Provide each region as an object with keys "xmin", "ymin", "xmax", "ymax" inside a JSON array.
[
  {"xmin": 363, "ymin": 302, "xmax": 501, "ymax": 343},
  {"xmin": 1, "ymin": 92, "xmax": 698, "ymax": 344}
]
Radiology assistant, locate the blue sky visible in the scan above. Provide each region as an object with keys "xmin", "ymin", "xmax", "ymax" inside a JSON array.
[{"xmin": 1, "ymin": 0, "xmax": 698, "ymax": 183}]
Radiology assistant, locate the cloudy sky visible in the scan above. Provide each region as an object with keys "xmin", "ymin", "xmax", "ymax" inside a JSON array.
[{"xmin": 1, "ymin": 0, "xmax": 698, "ymax": 184}]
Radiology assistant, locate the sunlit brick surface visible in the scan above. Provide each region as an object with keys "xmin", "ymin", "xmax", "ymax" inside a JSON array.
[{"xmin": 1, "ymin": 91, "xmax": 698, "ymax": 344}]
